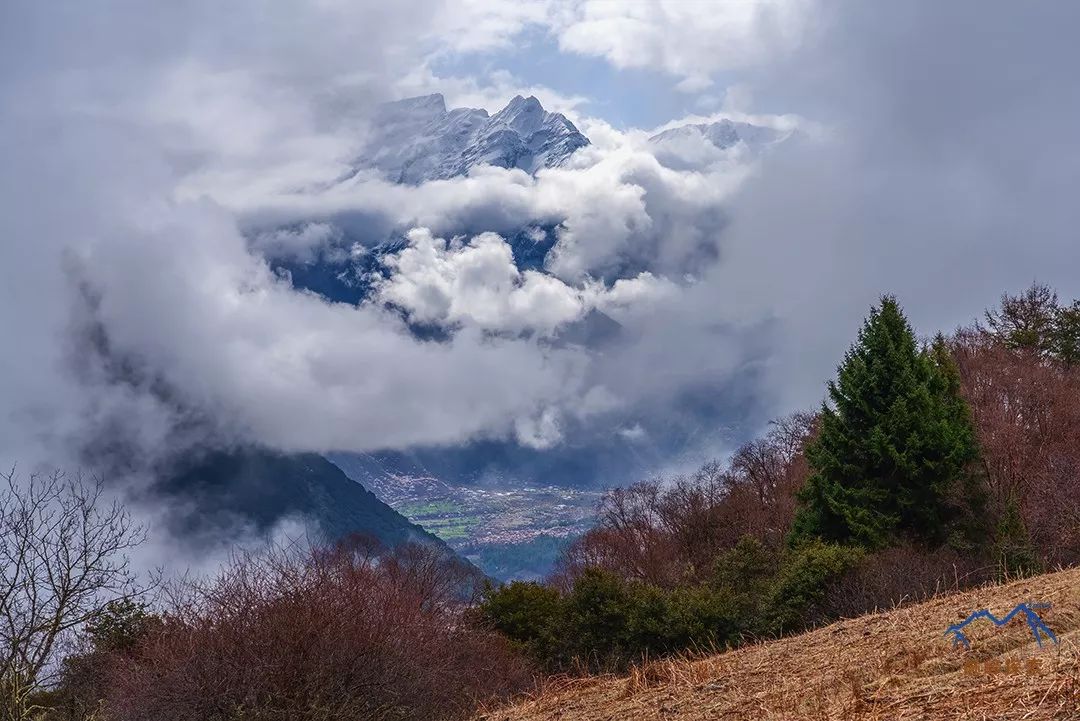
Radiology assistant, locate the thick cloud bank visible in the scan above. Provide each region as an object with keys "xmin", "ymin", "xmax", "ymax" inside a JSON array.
[{"xmin": 3, "ymin": 0, "xmax": 1080, "ymax": 499}]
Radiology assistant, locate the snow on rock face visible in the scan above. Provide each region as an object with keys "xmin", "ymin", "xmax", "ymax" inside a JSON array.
[
  {"xmin": 353, "ymin": 94, "xmax": 590, "ymax": 184},
  {"xmin": 648, "ymin": 119, "xmax": 786, "ymax": 170},
  {"xmin": 649, "ymin": 118, "xmax": 783, "ymax": 150}
]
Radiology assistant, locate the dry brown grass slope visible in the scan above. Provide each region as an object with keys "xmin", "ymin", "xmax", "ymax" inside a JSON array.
[{"xmin": 480, "ymin": 568, "xmax": 1080, "ymax": 720}]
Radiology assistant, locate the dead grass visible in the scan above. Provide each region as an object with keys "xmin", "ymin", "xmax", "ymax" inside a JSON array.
[{"xmin": 478, "ymin": 567, "xmax": 1080, "ymax": 720}]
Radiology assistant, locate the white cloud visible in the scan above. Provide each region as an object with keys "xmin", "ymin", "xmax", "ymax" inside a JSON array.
[
  {"xmin": 252, "ymin": 222, "xmax": 340, "ymax": 262},
  {"xmin": 514, "ymin": 406, "xmax": 564, "ymax": 449},
  {"xmin": 377, "ymin": 229, "xmax": 584, "ymax": 334},
  {"xmin": 395, "ymin": 66, "xmax": 589, "ymax": 120},
  {"xmin": 551, "ymin": 0, "xmax": 812, "ymax": 84},
  {"xmin": 586, "ymin": 272, "xmax": 678, "ymax": 321},
  {"xmin": 424, "ymin": 0, "xmax": 554, "ymax": 54},
  {"xmin": 69, "ymin": 200, "xmax": 596, "ymax": 454},
  {"xmin": 375, "ymin": 228, "xmax": 678, "ymax": 337},
  {"xmin": 675, "ymin": 74, "xmax": 714, "ymax": 94}
]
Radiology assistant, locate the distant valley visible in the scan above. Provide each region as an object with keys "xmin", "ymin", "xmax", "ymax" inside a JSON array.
[{"xmin": 329, "ymin": 453, "xmax": 602, "ymax": 580}]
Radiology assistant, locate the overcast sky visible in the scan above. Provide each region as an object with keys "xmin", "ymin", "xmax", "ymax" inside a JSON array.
[{"xmin": 3, "ymin": 0, "xmax": 1080, "ymax": 486}]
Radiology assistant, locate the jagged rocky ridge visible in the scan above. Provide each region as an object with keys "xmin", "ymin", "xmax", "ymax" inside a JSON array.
[{"xmin": 350, "ymin": 93, "xmax": 590, "ymax": 184}]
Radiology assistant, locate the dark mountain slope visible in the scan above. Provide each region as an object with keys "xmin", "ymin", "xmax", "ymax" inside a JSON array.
[{"xmin": 155, "ymin": 448, "xmax": 457, "ymax": 553}]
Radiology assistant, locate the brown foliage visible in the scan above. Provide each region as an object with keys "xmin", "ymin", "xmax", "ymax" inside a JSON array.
[
  {"xmin": 952, "ymin": 327, "xmax": 1080, "ymax": 565},
  {"xmin": 553, "ymin": 413, "xmax": 815, "ymax": 589},
  {"xmin": 103, "ymin": 537, "xmax": 534, "ymax": 721}
]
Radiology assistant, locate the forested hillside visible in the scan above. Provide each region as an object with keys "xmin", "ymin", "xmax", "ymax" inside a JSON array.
[{"xmin": 479, "ymin": 285, "xmax": 1080, "ymax": 672}]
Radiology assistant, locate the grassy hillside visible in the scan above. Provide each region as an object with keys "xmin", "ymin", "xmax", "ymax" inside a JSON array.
[{"xmin": 483, "ymin": 568, "xmax": 1080, "ymax": 720}]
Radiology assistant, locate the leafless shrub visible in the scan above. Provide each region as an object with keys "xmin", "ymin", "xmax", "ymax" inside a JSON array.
[{"xmin": 104, "ymin": 536, "xmax": 534, "ymax": 721}]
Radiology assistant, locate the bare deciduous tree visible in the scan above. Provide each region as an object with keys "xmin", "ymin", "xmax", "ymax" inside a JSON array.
[
  {"xmin": 552, "ymin": 413, "xmax": 816, "ymax": 590},
  {"xmin": 0, "ymin": 468, "xmax": 146, "ymax": 721},
  {"xmin": 953, "ymin": 327, "xmax": 1080, "ymax": 565}
]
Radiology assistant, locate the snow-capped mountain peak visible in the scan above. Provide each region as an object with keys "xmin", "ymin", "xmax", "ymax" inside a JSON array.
[
  {"xmin": 647, "ymin": 118, "xmax": 788, "ymax": 170},
  {"xmin": 649, "ymin": 118, "xmax": 783, "ymax": 149},
  {"xmin": 493, "ymin": 95, "xmax": 546, "ymax": 135},
  {"xmin": 352, "ymin": 94, "xmax": 589, "ymax": 185}
]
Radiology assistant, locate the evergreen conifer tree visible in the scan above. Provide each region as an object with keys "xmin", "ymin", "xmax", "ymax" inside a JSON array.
[{"xmin": 791, "ymin": 297, "xmax": 978, "ymax": 549}]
